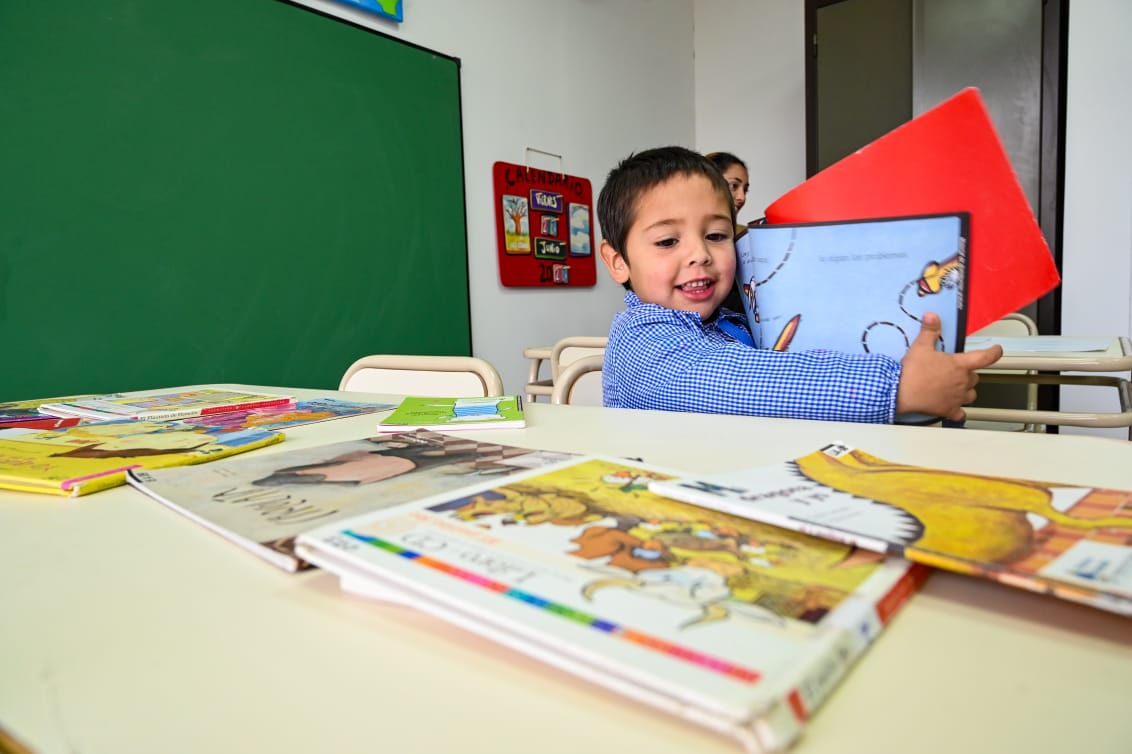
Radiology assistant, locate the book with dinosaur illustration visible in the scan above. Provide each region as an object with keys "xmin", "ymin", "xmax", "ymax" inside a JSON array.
[
  {"xmin": 734, "ymin": 213, "xmax": 968, "ymax": 359},
  {"xmin": 377, "ymin": 395, "xmax": 525, "ymax": 432},
  {"xmin": 127, "ymin": 430, "xmax": 571, "ymax": 571},
  {"xmin": 760, "ymin": 87, "xmax": 1059, "ymax": 335},
  {"xmin": 648, "ymin": 442, "xmax": 1132, "ymax": 617},
  {"xmin": 0, "ymin": 420, "xmax": 284, "ymax": 497},
  {"xmin": 295, "ymin": 455, "xmax": 927, "ymax": 753},
  {"xmin": 38, "ymin": 388, "xmax": 294, "ymax": 422}
]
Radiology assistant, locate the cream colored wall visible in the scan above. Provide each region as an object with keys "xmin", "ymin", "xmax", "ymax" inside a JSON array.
[
  {"xmin": 693, "ymin": 1, "xmax": 806, "ymax": 224},
  {"xmin": 1059, "ymin": 0, "xmax": 1132, "ymax": 439},
  {"xmin": 294, "ymin": 0, "xmax": 696, "ymax": 394}
]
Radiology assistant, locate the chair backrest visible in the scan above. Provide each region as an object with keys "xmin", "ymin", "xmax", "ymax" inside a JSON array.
[
  {"xmin": 551, "ymin": 354, "xmax": 605, "ymax": 406},
  {"xmin": 338, "ymin": 355, "xmax": 504, "ymax": 397},
  {"xmin": 550, "ymin": 336, "xmax": 608, "ymax": 381},
  {"xmin": 970, "ymin": 311, "xmax": 1038, "ymax": 339},
  {"xmin": 967, "ymin": 312, "xmax": 1040, "ymax": 432}
]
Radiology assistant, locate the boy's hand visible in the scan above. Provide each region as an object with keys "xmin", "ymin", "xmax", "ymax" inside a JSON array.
[{"xmin": 896, "ymin": 313, "xmax": 1004, "ymax": 421}]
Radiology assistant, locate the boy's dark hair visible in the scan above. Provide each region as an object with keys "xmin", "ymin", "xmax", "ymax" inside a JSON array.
[
  {"xmin": 597, "ymin": 146, "xmax": 735, "ymax": 268},
  {"xmin": 705, "ymin": 151, "xmax": 748, "ymax": 174}
]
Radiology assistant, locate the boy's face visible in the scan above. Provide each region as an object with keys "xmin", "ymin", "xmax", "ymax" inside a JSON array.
[{"xmin": 600, "ymin": 173, "xmax": 736, "ymax": 321}]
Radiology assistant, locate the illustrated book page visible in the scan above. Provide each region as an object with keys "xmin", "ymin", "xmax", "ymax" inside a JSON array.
[
  {"xmin": 0, "ymin": 420, "xmax": 283, "ymax": 497},
  {"xmin": 762, "ymin": 87, "xmax": 1059, "ymax": 334},
  {"xmin": 175, "ymin": 397, "xmax": 395, "ymax": 432},
  {"xmin": 296, "ymin": 455, "xmax": 926, "ymax": 753},
  {"xmin": 38, "ymin": 388, "xmax": 294, "ymax": 422},
  {"xmin": 649, "ymin": 443, "xmax": 1132, "ymax": 617},
  {"xmin": 127, "ymin": 430, "xmax": 571, "ymax": 571},
  {"xmin": 734, "ymin": 213, "xmax": 968, "ymax": 358},
  {"xmin": 377, "ymin": 395, "xmax": 525, "ymax": 432}
]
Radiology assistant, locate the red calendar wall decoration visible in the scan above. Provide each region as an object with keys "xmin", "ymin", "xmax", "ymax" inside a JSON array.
[{"xmin": 493, "ymin": 160, "xmax": 596, "ymax": 287}]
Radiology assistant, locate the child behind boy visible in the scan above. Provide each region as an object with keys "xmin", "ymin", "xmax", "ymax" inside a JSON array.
[{"xmin": 596, "ymin": 146, "xmax": 1002, "ymax": 423}]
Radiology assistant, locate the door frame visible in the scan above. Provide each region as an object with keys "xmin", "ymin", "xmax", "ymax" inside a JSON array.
[{"xmin": 804, "ymin": 0, "xmax": 1068, "ymax": 342}]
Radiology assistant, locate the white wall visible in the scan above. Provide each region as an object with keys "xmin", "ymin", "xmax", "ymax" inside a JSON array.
[
  {"xmin": 295, "ymin": 0, "xmax": 695, "ymax": 394},
  {"xmin": 696, "ymin": 0, "xmax": 1132, "ymax": 439},
  {"xmin": 1059, "ymin": 0, "xmax": 1132, "ymax": 438},
  {"xmin": 693, "ymin": 1, "xmax": 806, "ymax": 223}
]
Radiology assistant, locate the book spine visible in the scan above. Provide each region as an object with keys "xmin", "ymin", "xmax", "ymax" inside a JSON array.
[
  {"xmin": 194, "ymin": 397, "xmax": 294, "ymax": 416},
  {"xmin": 127, "ymin": 398, "xmax": 294, "ymax": 421},
  {"xmin": 872, "ymin": 563, "xmax": 931, "ymax": 625},
  {"xmin": 37, "ymin": 404, "xmax": 122, "ymax": 422},
  {"xmin": 781, "ymin": 628, "xmax": 859, "ymax": 725}
]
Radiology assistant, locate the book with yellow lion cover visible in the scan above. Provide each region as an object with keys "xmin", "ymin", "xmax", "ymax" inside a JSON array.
[
  {"xmin": 0, "ymin": 420, "xmax": 284, "ymax": 496},
  {"xmin": 649, "ymin": 442, "xmax": 1132, "ymax": 617}
]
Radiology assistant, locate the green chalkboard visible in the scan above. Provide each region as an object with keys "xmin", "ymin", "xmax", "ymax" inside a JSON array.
[{"xmin": 0, "ymin": 0, "xmax": 469, "ymax": 399}]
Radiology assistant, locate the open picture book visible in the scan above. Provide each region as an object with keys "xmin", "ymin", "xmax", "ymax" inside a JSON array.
[
  {"xmin": 734, "ymin": 213, "xmax": 968, "ymax": 359},
  {"xmin": 754, "ymin": 87, "xmax": 1059, "ymax": 335},
  {"xmin": 127, "ymin": 430, "xmax": 571, "ymax": 571},
  {"xmin": 295, "ymin": 455, "xmax": 927, "ymax": 753},
  {"xmin": 0, "ymin": 420, "xmax": 283, "ymax": 496},
  {"xmin": 648, "ymin": 443, "xmax": 1132, "ymax": 617}
]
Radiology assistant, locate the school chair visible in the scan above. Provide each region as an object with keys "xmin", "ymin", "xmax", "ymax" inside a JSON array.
[
  {"xmin": 551, "ymin": 355, "xmax": 605, "ymax": 406},
  {"xmin": 964, "ymin": 312, "xmax": 1041, "ymax": 432},
  {"xmin": 522, "ymin": 344, "xmax": 554, "ymax": 403},
  {"xmin": 338, "ymin": 355, "xmax": 505, "ymax": 398},
  {"xmin": 550, "ymin": 336, "xmax": 608, "ymax": 383}
]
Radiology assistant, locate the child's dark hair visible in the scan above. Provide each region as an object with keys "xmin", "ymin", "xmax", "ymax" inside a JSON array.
[
  {"xmin": 705, "ymin": 151, "xmax": 747, "ymax": 174},
  {"xmin": 597, "ymin": 146, "xmax": 735, "ymax": 268}
]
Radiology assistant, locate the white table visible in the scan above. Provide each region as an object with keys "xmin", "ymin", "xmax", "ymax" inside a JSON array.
[{"xmin": 3, "ymin": 384, "xmax": 1131, "ymax": 754}]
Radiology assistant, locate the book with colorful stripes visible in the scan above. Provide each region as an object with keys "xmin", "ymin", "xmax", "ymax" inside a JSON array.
[
  {"xmin": 38, "ymin": 388, "xmax": 294, "ymax": 422},
  {"xmin": 648, "ymin": 442, "xmax": 1132, "ymax": 618},
  {"xmin": 295, "ymin": 455, "xmax": 925, "ymax": 752}
]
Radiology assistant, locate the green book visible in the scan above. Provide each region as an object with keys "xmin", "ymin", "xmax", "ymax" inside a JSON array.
[{"xmin": 378, "ymin": 395, "xmax": 525, "ymax": 432}]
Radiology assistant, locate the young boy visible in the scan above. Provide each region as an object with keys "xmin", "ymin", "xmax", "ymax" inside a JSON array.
[{"xmin": 596, "ymin": 146, "xmax": 1003, "ymax": 423}]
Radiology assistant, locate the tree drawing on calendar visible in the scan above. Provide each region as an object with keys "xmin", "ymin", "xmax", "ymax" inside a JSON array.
[{"xmin": 502, "ymin": 195, "xmax": 531, "ymax": 253}]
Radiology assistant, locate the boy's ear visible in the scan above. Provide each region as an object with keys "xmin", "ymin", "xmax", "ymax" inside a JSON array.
[{"xmin": 599, "ymin": 240, "xmax": 630, "ymax": 285}]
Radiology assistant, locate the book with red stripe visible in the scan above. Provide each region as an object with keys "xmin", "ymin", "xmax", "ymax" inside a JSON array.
[
  {"xmin": 38, "ymin": 388, "xmax": 294, "ymax": 422},
  {"xmin": 296, "ymin": 455, "xmax": 924, "ymax": 752}
]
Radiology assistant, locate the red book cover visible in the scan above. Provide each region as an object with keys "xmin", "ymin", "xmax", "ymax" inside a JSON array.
[{"xmin": 764, "ymin": 87, "xmax": 1059, "ymax": 334}]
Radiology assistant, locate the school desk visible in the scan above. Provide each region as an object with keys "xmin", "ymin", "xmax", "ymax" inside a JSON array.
[
  {"xmin": 966, "ymin": 334, "xmax": 1132, "ymax": 437},
  {"xmin": 2, "ymin": 384, "xmax": 1130, "ymax": 754}
]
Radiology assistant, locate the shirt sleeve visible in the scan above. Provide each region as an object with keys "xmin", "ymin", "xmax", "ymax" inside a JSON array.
[{"xmin": 604, "ymin": 302, "xmax": 901, "ymax": 424}]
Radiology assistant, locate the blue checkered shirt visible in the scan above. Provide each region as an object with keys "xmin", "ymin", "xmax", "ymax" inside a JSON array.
[{"xmin": 603, "ymin": 292, "xmax": 901, "ymax": 423}]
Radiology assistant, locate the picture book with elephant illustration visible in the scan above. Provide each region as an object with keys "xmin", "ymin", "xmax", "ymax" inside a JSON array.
[
  {"xmin": 649, "ymin": 443, "xmax": 1132, "ymax": 617},
  {"xmin": 295, "ymin": 455, "xmax": 927, "ymax": 753},
  {"xmin": 734, "ymin": 213, "xmax": 968, "ymax": 360},
  {"xmin": 760, "ymin": 87, "xmax": 1060, "ymax": 335},
  {"xmin": 127, "ymin": 430, "xmax": 572, "ymax": 571},
  {"xmin": 0, "ymin": 420, "xmax": 284, "ymax": 496}
]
